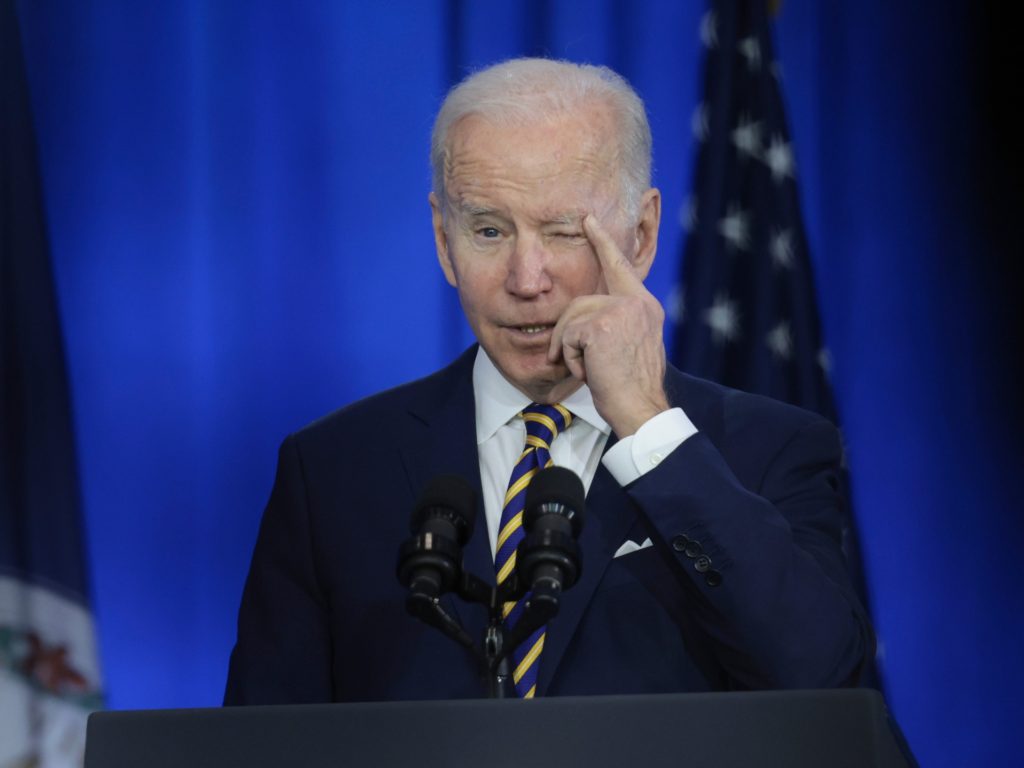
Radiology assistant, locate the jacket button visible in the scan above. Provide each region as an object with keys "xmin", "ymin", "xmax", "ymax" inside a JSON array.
[
  {"xmin": 671, "ymin": 535, "xmax": 690, "ymax": 552},
  {"xmin": 694, "ymin": 555, "xmax": 712, "ymax": 573},
  {"xmin": 683, "ymin": 541, "xmax": 703, "ymax": 558},
  {"xmin": 704, "ymin": 570, "xmax": 722, "ymax": 587}
]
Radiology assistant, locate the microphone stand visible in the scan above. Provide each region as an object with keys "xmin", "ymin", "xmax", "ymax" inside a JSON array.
[{"xmin": 404, "ymin": 568, "xmax": 562, "ymax": 698}]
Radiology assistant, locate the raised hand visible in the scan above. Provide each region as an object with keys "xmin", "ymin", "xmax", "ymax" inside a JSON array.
[{"xmin": 548, "ymin": 214, "xmax": 670, "ymax": 436}]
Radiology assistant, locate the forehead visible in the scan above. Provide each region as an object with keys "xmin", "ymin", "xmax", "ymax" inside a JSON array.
[{"xmin": 443, "ymin": 106, "xmax": 622, "ymax": 213}]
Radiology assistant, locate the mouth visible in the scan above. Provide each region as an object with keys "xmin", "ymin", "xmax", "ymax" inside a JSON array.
[
  {"xmin": 513, "ymin": 324, "xmax": 554, "ymax": 335},
  {"xmin": 502, "ymin": 322, "xmax": 556, "ymax": 345}
]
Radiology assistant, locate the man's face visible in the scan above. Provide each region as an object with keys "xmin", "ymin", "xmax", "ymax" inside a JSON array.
[{"xmin": 430, "ymin": 106, "xmax": 656, "ymax": 403}]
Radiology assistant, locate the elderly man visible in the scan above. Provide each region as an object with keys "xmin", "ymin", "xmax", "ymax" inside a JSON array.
[{"xmin": 224, "ymin": 58, "xmax": 871, "ymax": 704}]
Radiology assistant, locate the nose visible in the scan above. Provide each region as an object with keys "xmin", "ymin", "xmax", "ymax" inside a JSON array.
[{"xmin": 505, "ymin": 234, "xmax": 552, "ymax": 298}]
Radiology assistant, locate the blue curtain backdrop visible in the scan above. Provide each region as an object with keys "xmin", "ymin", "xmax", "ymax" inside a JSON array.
[{"xmin": 11, "ymin": 1, "xmax": 1022, "ymax": 766}]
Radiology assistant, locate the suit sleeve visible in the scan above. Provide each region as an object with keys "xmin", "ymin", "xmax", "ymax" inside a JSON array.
[
  {"xmin": 224, "ymin": 435, "xmax": 334, "ymax": 704},
  {"xmin": 625, "ymin": 415, "xmax": 873, "ymax": 689}
]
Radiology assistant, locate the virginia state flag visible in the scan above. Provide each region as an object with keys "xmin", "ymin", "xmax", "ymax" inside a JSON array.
[{"xmin": 1, "ymin": 1, "xmax": 104, "ymax": 765}]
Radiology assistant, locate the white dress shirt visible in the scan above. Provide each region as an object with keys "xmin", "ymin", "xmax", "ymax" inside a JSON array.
[{"xmin": 472, "ymin": 349, "xmax": 699, "ymax": 557}]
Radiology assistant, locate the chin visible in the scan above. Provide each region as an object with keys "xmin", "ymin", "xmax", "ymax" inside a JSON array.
[{"xmin": 502, "ymin": 357, "xmax": 574, "ymax": 400}]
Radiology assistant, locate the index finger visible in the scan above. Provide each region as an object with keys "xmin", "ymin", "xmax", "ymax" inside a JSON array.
[{"xmin": 583, "ymin": 214, "xmax": 645, "ymax": 296}]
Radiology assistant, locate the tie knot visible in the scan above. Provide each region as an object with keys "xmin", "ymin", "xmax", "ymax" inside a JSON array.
[{"xmin": 521, "ymin": 403, "xmax": 573, "ymax": 446}]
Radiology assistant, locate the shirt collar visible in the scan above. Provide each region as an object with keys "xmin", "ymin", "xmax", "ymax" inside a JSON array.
[{"xmin": 472, "ymin": 347, "xmax": 610, "ymax": 444}]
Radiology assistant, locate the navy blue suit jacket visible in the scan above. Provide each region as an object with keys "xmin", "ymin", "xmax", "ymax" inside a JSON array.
[{"xmin": 224, "ymin": 347, "xmax": 871, "ymax": 704}]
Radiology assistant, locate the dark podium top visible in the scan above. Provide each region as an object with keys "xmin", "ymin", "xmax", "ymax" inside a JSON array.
[{"xmin": 85, "ymin": 689, "xmax": 914, "ymax": 768}]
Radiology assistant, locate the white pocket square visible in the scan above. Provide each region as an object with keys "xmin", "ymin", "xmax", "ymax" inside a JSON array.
[{"xmin": 613, "ymin": 537, "xmax": 653, "ymax": 558}]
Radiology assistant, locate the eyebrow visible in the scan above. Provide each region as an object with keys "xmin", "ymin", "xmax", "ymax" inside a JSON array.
[
  {"xmin": 545, "ymin": 213, "xmax": 583, "ymax": 227},
  {"xmin": 452, "ymin": 202, "xmax": 584, "ymax": 227},
  {"xmin": 455, "ymin": 201, "xmax": 500, "ymax": 217}
]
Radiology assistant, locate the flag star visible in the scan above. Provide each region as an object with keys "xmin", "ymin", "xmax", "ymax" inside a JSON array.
[
  {"xmin": 717, "ymin": 202, "xmax": 751, "ymax": 251},
  {"xmin": 817, "ymin": 347, "xmax": 833, "ymax": 379},
  {"xmin": 692, "ymin": 102, "xmax": 710, "ymax": 142},
  {"xmin": 766, "ymin": 320, "xmax": 793, "ymax": 360},
  {"xmin": 700, "ymin": 10, "xmax": 718, "ymax": 49},
  {"xmin": 764, "ymin": 134, "xmax": 795, "ymax": 183},
  {"xmin": 703, "ymin": 294, "xmax": 741, "ymax": 343},
  {"xmin": 666, "ymin": 284, "xmax": 685, "ymax": 324},
  {"xmin": 738, "ymin": 36, "xmax": 762, "ymax": 71},
  {"xmin": 680, "ymin": 195, "xmax": 698, "ymax": 232},
  {"xmin": 731, "ymin": 114, "xmax": 762, "ymax": 160},
  {"xmin": 770, "ymin": 228, "xmax": 795, "ymax": 269}
]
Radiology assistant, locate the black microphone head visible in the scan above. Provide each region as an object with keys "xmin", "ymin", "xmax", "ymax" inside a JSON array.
[
  {"xmin": 524, "ymin": 465, "xmax": 584, "ymax": 536},
  {"xmin": 410, "ymin": 473, "xmax": 477, "ymax": 544}
]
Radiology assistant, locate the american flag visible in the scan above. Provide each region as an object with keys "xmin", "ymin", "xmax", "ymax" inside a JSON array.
[{"xmin": 670, "ymin": 0, "xmax": 880, "ymax": 687}]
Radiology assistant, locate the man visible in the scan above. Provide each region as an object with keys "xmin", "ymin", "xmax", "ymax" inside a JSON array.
[{"xmin": 224, "ymin": 58, "xmax": 871, "ymax": 704}]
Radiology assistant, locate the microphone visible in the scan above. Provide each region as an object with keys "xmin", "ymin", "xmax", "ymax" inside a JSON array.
[
  {"xmin": 517, "ymin": 465, "xmax": 585, "ymax": 594},
  {"xmin": 396, "ymin": 474, "xmax": 476, "ymax": 599}
]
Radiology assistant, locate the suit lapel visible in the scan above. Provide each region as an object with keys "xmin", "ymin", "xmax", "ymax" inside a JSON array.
[
  {"xmin": 536, "ymin": 445, "xmax": 637, "ymax": 696},
  {"xmin": 398, "ymin": 348, "xmax": 493, "ymax": 645},
  {"xmin": 533, "ymin": 366, "xmax": 719, "ymax": 694}
]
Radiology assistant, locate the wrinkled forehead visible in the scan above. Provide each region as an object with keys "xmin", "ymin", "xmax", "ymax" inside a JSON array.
[{"xmin": 442, "ymin": 108, "xmax": 626, "ymax": 209}]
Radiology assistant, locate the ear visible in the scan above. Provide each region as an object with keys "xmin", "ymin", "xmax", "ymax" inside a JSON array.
[
  {"xmin": 429, "ymin": 192, "xmax": 458, "ymax": 287},
  {"xmin": 629, "ymin": 188, "xmax": 661, "ymax": 281}
]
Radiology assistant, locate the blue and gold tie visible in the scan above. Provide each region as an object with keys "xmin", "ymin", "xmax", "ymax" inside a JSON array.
[{"xmin": 495, "ymin": 402, "xmax": 573, "ymax": 698}]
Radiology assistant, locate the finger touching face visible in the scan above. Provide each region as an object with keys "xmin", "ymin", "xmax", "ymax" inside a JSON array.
[{"xmin": 582, "ymin": 188, "xmax": 661, "ymax": 295}]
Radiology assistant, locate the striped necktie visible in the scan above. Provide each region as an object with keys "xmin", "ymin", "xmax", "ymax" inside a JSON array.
[{"xmin": 495, "ymin": 402, "xmax": 573, "ymax": 698}]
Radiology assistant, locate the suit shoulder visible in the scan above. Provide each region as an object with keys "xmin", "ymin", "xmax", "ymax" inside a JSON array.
[
  {"xmin": 668, "ymin": 366, "xmax": 830, "ymax": 432},
  {"xmin": 667, "ymin": 367, "xmax": 840, "ymax": 483},
  {"xmin": 287, "ymin": 347, "xmax": 475, "ymax": 451}
]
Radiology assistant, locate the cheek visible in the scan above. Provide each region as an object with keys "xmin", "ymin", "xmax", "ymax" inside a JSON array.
[
  {"xmin": 451, "ymin": 262, "xmax": 505, "ymax": 314},
  {"xmin": 562, "ymin": 252, "xmax": 605, "ymax": 295}
]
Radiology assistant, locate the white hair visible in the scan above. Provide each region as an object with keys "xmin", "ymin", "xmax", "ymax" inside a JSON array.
[{"xmin": 430, "ymin": 58, "xmax": 652, "ymax": 219}]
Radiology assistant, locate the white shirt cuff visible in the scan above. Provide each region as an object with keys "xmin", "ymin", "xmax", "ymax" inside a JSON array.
[{"xmin": 602, "ymin": 407, "xmax": 698, "ymax": 487}]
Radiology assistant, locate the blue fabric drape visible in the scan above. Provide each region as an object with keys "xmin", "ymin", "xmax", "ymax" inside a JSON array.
[{"xmin": 10, "ymin": 2, "xmax": 1022, "ymax": 766}]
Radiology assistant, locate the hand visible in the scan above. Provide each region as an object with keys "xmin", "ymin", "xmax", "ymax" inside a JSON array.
[{"xmin": 547, "ymin": 214, "xmax": 670, "ymax": 436}]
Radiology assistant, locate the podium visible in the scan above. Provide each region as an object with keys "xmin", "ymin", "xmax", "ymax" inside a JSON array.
[{"xmin": 85, "ymin": 689, "xmax": 914, "ymax": 767}]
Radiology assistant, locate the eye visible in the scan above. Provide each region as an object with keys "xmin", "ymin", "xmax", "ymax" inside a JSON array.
[{"xmin": 477, "ymin": 227, "xmax": 501, "ymax": 239}]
